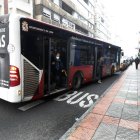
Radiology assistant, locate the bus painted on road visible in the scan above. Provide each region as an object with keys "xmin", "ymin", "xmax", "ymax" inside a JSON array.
[{"xmin": 0, "ymin": 14, "xmax": 121, "ymax": 103}]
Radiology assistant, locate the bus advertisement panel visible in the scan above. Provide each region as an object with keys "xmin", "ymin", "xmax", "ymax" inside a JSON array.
[{"xmin": 0, "ymin": 14, "xmax": 9, "ymax": 88}]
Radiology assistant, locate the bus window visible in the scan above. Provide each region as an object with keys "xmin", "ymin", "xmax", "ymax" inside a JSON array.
[
  {"xmin": 70, "ymin": 41, "xmax": 93, "ymax": 66},
  {"xmin": 21, "ymin": 32, "xmax": 43, "ymax": 69},
  {"xmin": 103, "ymin": 46, "xmax": 111, "ymax": 65}
]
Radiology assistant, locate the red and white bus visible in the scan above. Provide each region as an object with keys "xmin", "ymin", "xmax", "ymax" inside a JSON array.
[{"xmin": 0, "ymin": 14, "xmax": 121, "ymax": 103}]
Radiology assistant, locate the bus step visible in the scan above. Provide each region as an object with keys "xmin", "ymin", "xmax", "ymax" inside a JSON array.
[{"xmin": 18, "ymin": 100, "xmax": 44, "ymax": 111}]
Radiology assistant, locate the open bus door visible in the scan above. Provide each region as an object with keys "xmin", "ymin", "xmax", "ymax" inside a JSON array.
[
  {"xmin": 93, "ymin": 46, "xmax": 103, "ymax": 80},
  {"xmin": 44, "ymin": 37, "xmax": 68, "ymax": 94},
  {"xmin": 43, "ymin": 37, "xmax": 51, "ymax": 95}
]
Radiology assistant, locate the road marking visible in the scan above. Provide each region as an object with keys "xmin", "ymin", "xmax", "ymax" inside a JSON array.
[
  {"xmin": 79, "ymin": 94, "xmax": 99, "ymax": 108},
  {"xmin": 54, "ymin": 91, "xmax": 99, "ymax": 108},
  {"xmin": 18, "ymin": 100, "xmax": 45, "ymax": 111},
  {"xmin": 54, "ymin": 91, "xmax": 78, "ymax": 101},
  {"xmin": 67, "ymin": 92, "xmax": 88, "ymax": 104}
]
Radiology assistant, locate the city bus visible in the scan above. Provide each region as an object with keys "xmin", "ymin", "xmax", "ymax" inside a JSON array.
[{"xmin": 0, "ymin": 14, "xmax": 121, "ymax": 103}]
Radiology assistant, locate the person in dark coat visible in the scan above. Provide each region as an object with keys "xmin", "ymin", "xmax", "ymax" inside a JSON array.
[
  {"xmin": 53, "ymin": 52, "xmax": 66, "ymax": 88},
  {"xmin": 135, "ymin": 57, "xmax": 139, "ymax": 69}
]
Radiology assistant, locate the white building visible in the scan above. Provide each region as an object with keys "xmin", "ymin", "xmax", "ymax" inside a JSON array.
[
  {"xmin": 9, "ymin": 0, "xmax": 33, "ymax": 17},
  {"xmin": 35, "ymin": 0, "xmax": 96, "ymax": 37},
  {"xmin": 0, "ymin": 0, "xmax": 33, "ymax": 17},
  {"xmin": 94, "ymin": 0, "xmax": 111, "ymax": 42},
  {"xmin": 0, "ymin": 0, "xmax": 111, "ymax": 43},
  {"xmin": 0, "ymin": 0, "xmax": 5, "ymax": 15}
]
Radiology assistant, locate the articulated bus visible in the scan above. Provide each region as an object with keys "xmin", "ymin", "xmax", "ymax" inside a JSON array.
[{"xmin": 0, "ymin": 14, "xmax": 121, "ymax": 103}]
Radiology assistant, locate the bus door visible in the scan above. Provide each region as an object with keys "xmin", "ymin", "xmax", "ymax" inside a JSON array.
[
  {"xmin": 93, "ymin": 46, "xmax": 102, "ymax": 80},
  {"xmin": 43, "ymin": 37, "xmax": 51, "ymax": 95},
  {"xmin": 50, "ymin": 38, "xmax": 68, "ymax": 91},
  {"xmin": 43, "ymin": 37, "xmax": 68, "ymax": 94}
]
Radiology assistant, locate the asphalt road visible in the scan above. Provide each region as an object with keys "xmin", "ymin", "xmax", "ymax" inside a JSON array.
[{"xmin": 0, "ymin": 72, "xmax": 122, "ymax": 140}]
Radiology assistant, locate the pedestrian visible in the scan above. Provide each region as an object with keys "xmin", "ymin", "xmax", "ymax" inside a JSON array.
[
  {"xmin": 97, "ymin": 57, "xmax": 103, "ymax": 84},
  {"xmin": 135, "ymin": 57, "xmax": 139, "ymax": 69},
  {"xmin": 53, "ymin": 52, "xmax": 66, "ymax": 88}
]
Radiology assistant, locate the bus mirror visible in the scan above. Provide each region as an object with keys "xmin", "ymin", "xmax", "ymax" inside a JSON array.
[{"xmin": 121, "ymin": 52, "xmax": 124, "ymax": 56}]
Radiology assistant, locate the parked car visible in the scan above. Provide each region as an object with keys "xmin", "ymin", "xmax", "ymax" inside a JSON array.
[{"xmin": 120, "ymin": 60, "xmax": 127, "ymax": 71}]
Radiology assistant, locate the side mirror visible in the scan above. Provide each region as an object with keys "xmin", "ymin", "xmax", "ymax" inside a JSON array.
[{"xmin": 121, "ymin": 52, "xmax": 124, "ymax": 56}]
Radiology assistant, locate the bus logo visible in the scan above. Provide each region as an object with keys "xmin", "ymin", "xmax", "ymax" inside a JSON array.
[{"xmin": 22, "ymin": 21, "xmax": 28, "ymax": 32}]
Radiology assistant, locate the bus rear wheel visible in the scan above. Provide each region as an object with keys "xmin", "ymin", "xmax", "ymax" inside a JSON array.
[{"xmin": 72, "ymin": 73, "xmax": 82, "ymax": 89}]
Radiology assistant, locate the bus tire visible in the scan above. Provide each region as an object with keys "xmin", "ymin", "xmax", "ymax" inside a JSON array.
[{"xmin": 72, "ymin": 73, "xmax": 82, "ymax": 89}]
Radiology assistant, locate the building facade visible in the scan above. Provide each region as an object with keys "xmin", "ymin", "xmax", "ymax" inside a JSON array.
[
  {"xmin": 0, "ymin": 0, "xmax": 111, "ymax": 43},
  {"xmin": 0, "ymin": 0, "xmax": 5, "ymax": 15},
  {"xmin": 0, "ymin": 0, "xmax": 33, "ymax": 17},
  {"xmin": 94, "ymin": 0, "xmax": 111, "ymax": 42},
  {"xmin": 35, "ymin": 0, "xmax": 96, "ymax": 38}
]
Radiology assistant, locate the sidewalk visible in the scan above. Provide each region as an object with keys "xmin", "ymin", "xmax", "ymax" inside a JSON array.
[{"xmin": 60, "ymin": 64, "xmax": 140, "ymax": 140}]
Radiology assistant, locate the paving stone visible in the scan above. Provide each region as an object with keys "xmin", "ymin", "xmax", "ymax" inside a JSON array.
[
  {"xmin": 127, "ymin": 93, "xmax": 137, "ymax": 98},
  {"xmin": 117, "ymin": 91, "xmax": 127, "ymax": 96},
  {"xmin": 91, "ymin": 123, "xmax": 117, "ymax": 140},
  {"xmin": 128, "ymin": 88, "xmax": 137, "ymax": 91},
  {"xmin": 127, "ymin": 93, "xmax": 137, "ymax": 97},
  {"xmin": 115, "ymin": 95, "xmax": 126, "ymax": 100},
  {"xmin": 116, "ymin": 126, "xmax": 138, "ymax": 140},
  {"xmin": 118, "ymin": 90, "xmax": 128, "ymax": 93},
  {"xmin": 116, "ymin": 92, "xmax": 127, "ymax": 99},
  {"xmin": 102, "ymin": 116, "xmax": 120, "ymax": 126},
  {"xmin": 137, "ymin": 96, "xmax": 140, "ymax": 101},
  {"xmin": 123, "ymin": 104, "xmax": 138, "ymax": 110},
  {"xmin": 121, "ymin": 113, "xmax": 138, "ymax": 122},
  {"xmin": 106, "ymin": 103, "xmax": 123, "ymax": 118},
  {"xmin": 119, "ymin": 119, "xmax": 138, "ymax": 131},
  {"xmin": 126, "ymin": 97, "xmax": 137, "ymax": 102}
]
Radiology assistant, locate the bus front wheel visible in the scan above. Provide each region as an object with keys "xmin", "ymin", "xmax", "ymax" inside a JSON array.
[{"xmin": 72, "ymin": 73, "xmax": 82, "ymax": 89}]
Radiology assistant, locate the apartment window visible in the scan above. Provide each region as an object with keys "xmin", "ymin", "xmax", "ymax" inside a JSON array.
[
  {"xmin": 62, "ymin": 2, "xmax": 74, "ymax": 15},
  {"xmin": 62, "ymin": 18, "xmax": 68, "ymax": 27},
  {"xmin": 19, "ymin": 0, "xmax": 30, "ymax": 3},
  {"xmin": 68, "ymin": 21, "xmax": 75, "ymax": 30},
  {"xmin": 43, "ymin": 8, "xmax": 51, "ymax": 19},
  {"xmin": 73, "ymin": 12, "xmax": 78, "ymax": 18},
  {"xmin": 83, "ymin": 0, "xmax": 88, "ymax": 4},
  {"xmin": 53, "ymin": 13, "xmax": 60, "ymax": 23},
  {"xmin": 101, "ymin": 17, "xmax": 104, "ymax": 23},
  {"xmin": 78, "ymin": 15, "xmax": 87, "ymax": 25},
  {"xmin": 53, "ymin": 0, "xmax": 60, "ymax": 6}
]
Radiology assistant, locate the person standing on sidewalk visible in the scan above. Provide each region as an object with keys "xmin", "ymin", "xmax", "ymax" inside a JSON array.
[{"xmin": 135, "ymin": 57, "xmax": 139, "ymax": 69}]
